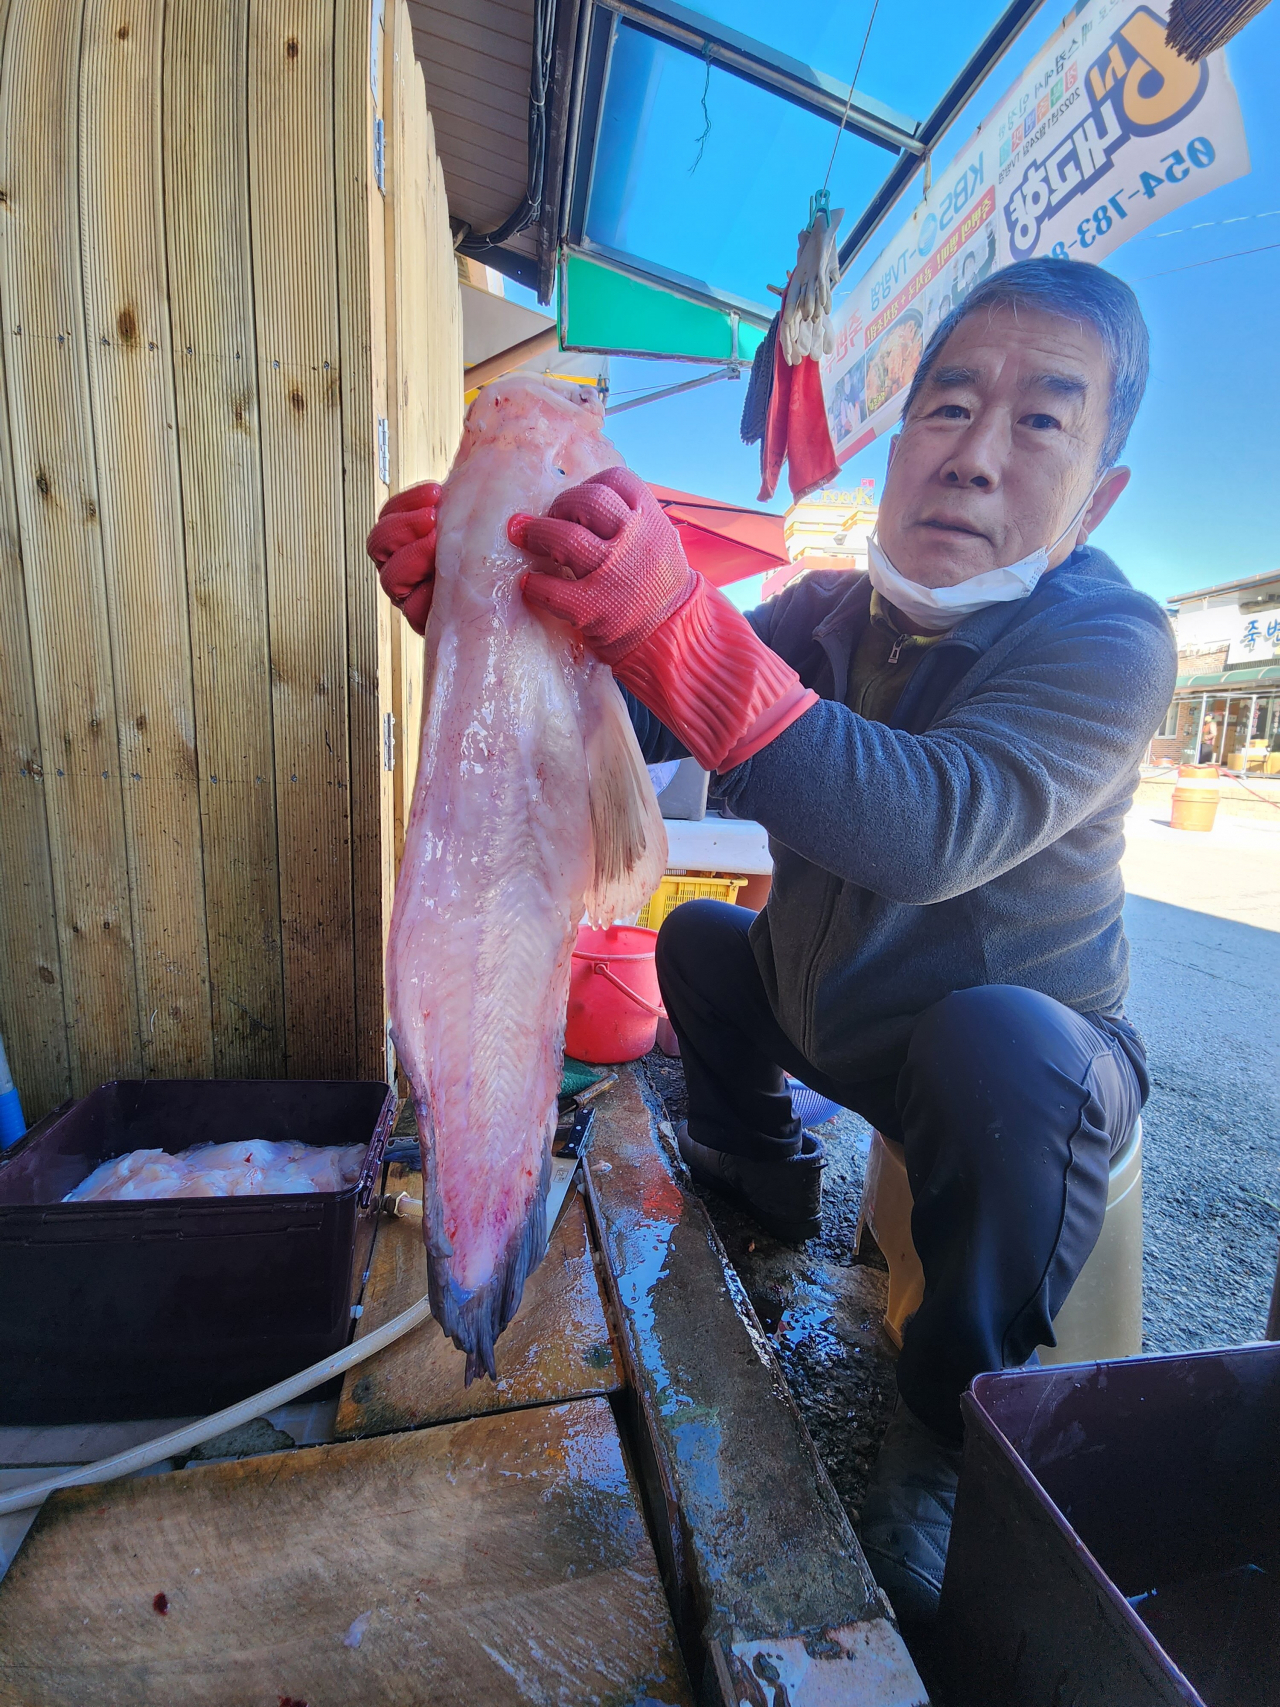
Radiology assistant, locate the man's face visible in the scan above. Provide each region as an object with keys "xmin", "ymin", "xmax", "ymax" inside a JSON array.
[{"xmin": 878, "ymin": 303, "xmax": 1129, "ymax": 589}]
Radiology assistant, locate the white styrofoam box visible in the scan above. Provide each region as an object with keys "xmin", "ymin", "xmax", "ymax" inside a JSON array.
[{"xmin": 664, "ymin": 817, "xmax": 772, "ymax": 876}]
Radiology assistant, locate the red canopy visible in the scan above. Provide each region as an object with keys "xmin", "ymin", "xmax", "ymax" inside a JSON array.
[{"xmin": 648, "ymin": 485, "xmax": 788, "ymax": 589}]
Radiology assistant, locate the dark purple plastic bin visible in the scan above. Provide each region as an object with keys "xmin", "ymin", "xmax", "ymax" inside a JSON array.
[
  {"xmin": 938, "ymin": 1345, "xmax": 1280, "ymax": 1707},
  {"xmin": 0, "ymin": 1079, "xmax": 395, "ymax": 1423}
]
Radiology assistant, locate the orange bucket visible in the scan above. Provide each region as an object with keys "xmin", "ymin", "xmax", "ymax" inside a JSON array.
[
  {"xmin": 565, "ymin": 924, "xmax": 662, "ymax": 1064},
  {"xmin": 1170, "ymin": 764, "xmax": 1219, "ymax": 832}
]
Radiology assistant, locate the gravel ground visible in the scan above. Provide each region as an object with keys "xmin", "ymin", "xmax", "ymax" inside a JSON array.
[{"xmin": 638, "ymin": 778, "xmax": 1280, "ymax": 1532}]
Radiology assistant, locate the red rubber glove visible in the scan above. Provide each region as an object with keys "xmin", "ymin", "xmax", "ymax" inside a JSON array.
[
  {"xmin": 511, "ymin": 467, "xmax": 817, "ymax": 773},
  {"xmin": 367, "ymin": 480, "xmax": 441, "ymax": 634}
]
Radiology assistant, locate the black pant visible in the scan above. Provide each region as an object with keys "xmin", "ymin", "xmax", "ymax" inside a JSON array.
[{"xmin": 656, "ymin": 901, "xmax": 1148, "ymax": 1439}]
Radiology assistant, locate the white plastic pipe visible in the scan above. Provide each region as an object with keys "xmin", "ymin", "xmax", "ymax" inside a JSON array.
[{"xmin": 0, "ymin": 1292, "xmax": 433, "ymax": 1517}]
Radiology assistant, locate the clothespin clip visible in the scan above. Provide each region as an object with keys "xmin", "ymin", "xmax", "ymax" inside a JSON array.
[{"xmin": 808, "ymin": 187, "xmax": 832, "ymax": 228}]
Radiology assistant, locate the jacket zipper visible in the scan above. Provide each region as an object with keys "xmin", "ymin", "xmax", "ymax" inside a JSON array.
[
  {"xmin": 887, "ymin": 634, "xmax": 905, "ymax": 665},
  {"xmin": 890, "ymin": 637, "xmax": 982, "ymax": 731}
]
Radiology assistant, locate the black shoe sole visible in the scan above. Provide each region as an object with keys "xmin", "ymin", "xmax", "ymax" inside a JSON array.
[{"xmin": 681, "ymin": 1154, "xmax": 821, "ymax": 1245}]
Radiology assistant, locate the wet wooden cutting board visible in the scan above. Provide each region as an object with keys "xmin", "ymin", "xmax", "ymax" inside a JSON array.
[
  {"xmin": 0, "ymin": 1397, "xmax": 692, "ymax": 1707},
  {"xmin": 336, "ymin": 1163, "xmax": 620, "ymax": 1438}
]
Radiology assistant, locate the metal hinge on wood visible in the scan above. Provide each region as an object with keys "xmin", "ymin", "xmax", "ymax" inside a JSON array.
[
  {"xmin": 374, "ymin": 116, "xmax": 386, "ymax": 193},
  {"xmin": 382, "ymin": 711, "xmax": 395, "ymax": 772},
  {"xmin": 376, "ymin": 415, "xmax": 389, "ymax": 484}
]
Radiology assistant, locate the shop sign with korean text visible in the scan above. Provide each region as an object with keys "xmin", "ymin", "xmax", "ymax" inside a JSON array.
[
  {"xmin": 1228, "ymin": 613, "xmax": 1280, "ymax": 665},
  {"xmin": 822, "ymin": 0, "xmax": 1249, "ymax": 465}
]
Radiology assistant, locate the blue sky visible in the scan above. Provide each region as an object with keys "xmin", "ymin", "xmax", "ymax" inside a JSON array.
[{"xmin": 510, "ymin": 3, "xmax": 1278, "ymax": 611}]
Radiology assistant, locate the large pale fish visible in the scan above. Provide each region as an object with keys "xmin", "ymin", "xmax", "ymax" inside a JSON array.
[{"xmin": 387, "ymin": 376, "xmax": 667, "ymax": 1381}]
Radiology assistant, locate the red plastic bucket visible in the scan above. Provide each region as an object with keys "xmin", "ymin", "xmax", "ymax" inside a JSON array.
[{"xmin": 565, "ymin": 924, "xmax": 662, "ymax": 1064}]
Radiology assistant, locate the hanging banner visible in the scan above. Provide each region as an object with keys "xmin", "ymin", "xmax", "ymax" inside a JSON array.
[{"xmin": 822, "ymin": 0, "xmax": 1250, "ymax": 465}]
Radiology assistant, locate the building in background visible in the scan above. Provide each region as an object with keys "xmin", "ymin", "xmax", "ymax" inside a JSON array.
[
  {"xmin": 762, "ymin": 482, "xmax": 878, "ymax": 600},
  {"xmin": 1150, "ymin": 569, "xmax": 1280, "ymax": 771}
]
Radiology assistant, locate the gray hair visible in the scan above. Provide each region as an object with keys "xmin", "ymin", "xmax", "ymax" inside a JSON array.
[{"xmin": 901, "ymin": 258, "xmax": 1149, "ymax": 471}]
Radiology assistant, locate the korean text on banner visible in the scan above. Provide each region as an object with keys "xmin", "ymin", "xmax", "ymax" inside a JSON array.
[{"xmin": 822, "ymin": 0, "xmax": 1249, "ymax": 467}]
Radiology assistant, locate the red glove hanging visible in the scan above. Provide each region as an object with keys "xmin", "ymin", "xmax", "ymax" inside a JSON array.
[
  {"xmin": 759, "ymin": 353, "xmax": 840, "ymax": 503},
  {"xmin": 513, "ymin": 467, "xmax": 817, "ymax": 773},
  {"xmin": 367, "ymin": 480, "xmax": 441, "ymax": 634}
]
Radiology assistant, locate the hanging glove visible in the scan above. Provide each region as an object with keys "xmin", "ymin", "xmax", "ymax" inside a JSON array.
[
  {"xmin": 762, "ymin": 205, "xmax": 844, "ymax": 500},
  {"xmin": 779, "ymin": 208, "xmax": 842, "ymax": 365},
  {"xmin": 511, "ymin": 467, "xmax": 818, "ymax": 773},
  {"xmin": 367, "ymin": 480, "xmax": 441, "ymax": 634}
]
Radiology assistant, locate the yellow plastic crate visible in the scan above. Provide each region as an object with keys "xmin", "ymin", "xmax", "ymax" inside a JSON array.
[{"xmin": 636, "ymin": 872, "xmax": 746, "ymax": 932}]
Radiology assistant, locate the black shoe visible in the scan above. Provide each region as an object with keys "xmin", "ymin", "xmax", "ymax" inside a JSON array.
[
  {"xmin": 675, "ymin": 1121, "xmax": 825, "ymax": 1242},
  {"xmin": 859, "ymin": 1399, "xmax": 963, "ymax": 1627}
]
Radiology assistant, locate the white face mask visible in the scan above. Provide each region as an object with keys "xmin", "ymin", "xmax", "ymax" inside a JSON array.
[{"xmin": 866, "ymin": 487, "xmax": 1100, "ymax": 634}]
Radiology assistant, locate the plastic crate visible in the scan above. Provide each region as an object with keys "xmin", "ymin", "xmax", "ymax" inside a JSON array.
[
  {"xmin": 636, "ymin": 872, "xmax": 746, "ymax": 931},
  {"xmin": 0, "ymin": 1079, "xmax": 394, "ymax": 1422},
  {"xmin": 938, "ymin": 1345, "xmax": 1280, "ymax": 1706}
]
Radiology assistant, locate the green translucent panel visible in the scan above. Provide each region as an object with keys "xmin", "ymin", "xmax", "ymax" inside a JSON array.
[{"xmin": 562, "ymin": 253, "xmax": 763, "ymax": 363}]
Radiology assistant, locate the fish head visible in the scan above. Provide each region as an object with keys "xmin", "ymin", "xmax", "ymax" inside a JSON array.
[
  {"xmin": 454, "ymin": 374, "xmax": 618, "ymax": 492},
  {"xmin": 434, "ymin": 374, "xmax": 627, "ymax": 612}
]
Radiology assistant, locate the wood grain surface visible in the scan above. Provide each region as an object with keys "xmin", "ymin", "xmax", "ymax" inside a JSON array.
[
  {"xmin": 336, "ymin": 1162, "xmax": 621, "ymax": 1438},
  {"xmin": 80, "ymin": 0, "xmax": 213, "ymax": 1079},
  {"xmin": 378, "ymin": 0, "xmax": 463, "ymax": 944},
  {"xmin": 0, "ymin": 1398, "xmax": 693, "ymax": 1707},
  {"xmin": 164, "ymin": 0, "xmax": 286, "ymax": 1078},
  {"xmin": 248, "ymin": 0, "xmax": 357, "ymax": 1078},
  {"xmin": 0, "ymin": 0, "xmax": 68, "ymax": 1121},
  {"xmin": 0, "ymin": 0, "xmax": 142, "ymax": 1098},
  {"xmin": 334, "ymin": 0, "xmax": 386, "ymax": 1083},
  {"xmin": 0, "ymin": 0, "xmax": 463, "ymax": 1115}
]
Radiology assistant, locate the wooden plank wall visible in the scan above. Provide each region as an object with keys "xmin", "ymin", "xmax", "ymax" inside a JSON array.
[
  {"xmin": 0, "ymin": 0, "xmax": 70, "ymax": 1122},
  {"xmin": 380, "ymin": 2, "xmax": 463, "ymax": 962},
  {"xmin": 81, "ymin": 0, "xmax": 213, "ymax": 1080},
  {"xmin": 164, "ymin": 0, "xmax": 285, "ymax": 1079},
  {"xmin": 248, "ymin": 0, "xmax": 358, "ymax": 1081},
  {"xmin": 0, "ymin": 0, "xmax": 463, "ymax": 1121},
  {"xmin": 336, "ymin": 0, "xmax": 388, "ymax": 1086}
]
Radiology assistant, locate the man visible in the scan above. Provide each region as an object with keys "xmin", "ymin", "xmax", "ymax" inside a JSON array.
[{"xmin": 369, "ymin": 259, "xmax": 1176, "ymax": 1624}]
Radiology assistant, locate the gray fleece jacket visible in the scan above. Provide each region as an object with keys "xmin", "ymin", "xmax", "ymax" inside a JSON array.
[{"xmin": 630, "ymin": 547, "xmax": 1178, "ymax": 1084}]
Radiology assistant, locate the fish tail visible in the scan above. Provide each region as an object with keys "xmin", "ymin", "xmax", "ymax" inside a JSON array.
[{"xmin": 421, "ymin": 1135, "xmax": 551, "ymax": 1385}]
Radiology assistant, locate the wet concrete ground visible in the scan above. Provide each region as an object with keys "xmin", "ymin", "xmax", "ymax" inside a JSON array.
[
  {"xmin": 640, "ymin": 774, "xmax": 1280, "ymax": 1534},
  {"xmin": 643, "ymin": 1051, "xmax": 897, "ymax": 1531}
]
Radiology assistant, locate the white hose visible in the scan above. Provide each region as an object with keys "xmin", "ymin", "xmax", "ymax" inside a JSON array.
[{"xmin": 0, "ymin": 1292, "xmax": 433, "ymax": 1517}]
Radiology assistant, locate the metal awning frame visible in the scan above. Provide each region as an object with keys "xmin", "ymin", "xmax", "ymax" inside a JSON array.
[
  {"xmin": 599, "ymin": 0, "xmax": 924, "ymax": 155},
  {"xmin": 524, "ymin": 0, "xmax": 1054, "ymax": 310},
  {"xmin": 837, "ymin": 0, "xmax": 1049, "ymax": 269}
]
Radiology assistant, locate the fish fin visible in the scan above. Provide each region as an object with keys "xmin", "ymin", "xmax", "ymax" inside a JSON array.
[
  {"xmin": 583, "ymin": 667, "xmax": 668, "ymax": 926},
  {"xmin": 419, "ymin": 1113, "xmax": 551, "ymax": 1385}
]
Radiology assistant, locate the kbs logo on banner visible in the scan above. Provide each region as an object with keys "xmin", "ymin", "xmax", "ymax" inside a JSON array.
[
  {"xmin": 1003, "ymin": 6, "xmax": 1207, "ymax": 259},
  {"xmin": 863, "ymin": 190, "xmax": 996, "ymax": 346}
]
